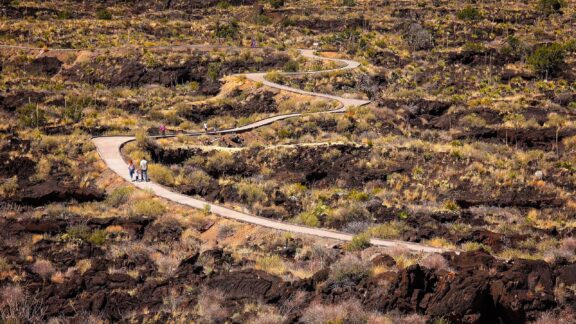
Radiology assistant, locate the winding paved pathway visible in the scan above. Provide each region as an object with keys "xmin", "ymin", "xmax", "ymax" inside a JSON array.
[{"xmin": 4, "ymin": 43, "xmax": 447, "ymax": 253}]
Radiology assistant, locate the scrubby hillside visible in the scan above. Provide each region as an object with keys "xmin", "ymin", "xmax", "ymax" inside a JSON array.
[{"xmin": 1, "ymin": 0, "xmax": 575, "ymax": 323}]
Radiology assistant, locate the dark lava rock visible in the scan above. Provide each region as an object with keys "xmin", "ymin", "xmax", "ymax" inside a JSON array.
[
  {"xmin": 0, "ymin": 90, "xmax": 49, "ymax": 112},
  {"xmin": 25, "ymin": 56, "xmax": 63, "ymax": 76},
  {"xmin": 207, "ymin": 270, "xmax": 285, "ymax": 302},
  {"xmin": 15, "ymin": 180, "xmax": 105, "ymax": 206},
  {"xmin": 370, "ymin": 253, "xmax": 396, "ymax": 267}
]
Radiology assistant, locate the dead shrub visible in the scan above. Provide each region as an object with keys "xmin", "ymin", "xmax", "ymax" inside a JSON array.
[
  {"xmin": 196, "ymin": 287, "xmax": 228, "ymax": 323},
  {"xmin": 329, "ymin": 255, "xmax": 370, "ymax": 284},
  {"xmin": 419, "ymin": 254, "xmax": 450, "ymax": 271},
  {"xmin": 301, "ymin": 298, "xmax": 367, "ymax": 324},
  {"xmin": 31, "ymin": 259, "xmax": 55, "ymax": 280}
]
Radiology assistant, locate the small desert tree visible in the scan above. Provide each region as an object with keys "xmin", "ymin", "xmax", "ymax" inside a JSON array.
[
  {"xmin": 546, "ymin": 112, "xmax": 567, "ymax": 156},
  {"xmin": 528, "ymin": 43, "xmax": 566, "ymax": 78}
]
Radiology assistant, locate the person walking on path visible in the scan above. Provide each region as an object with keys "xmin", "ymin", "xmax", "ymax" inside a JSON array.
[
  {"xmin": 203, "ymin": 122, "xmax": 208, "ymax": 133},
  {"xmin": 140, "ymin": 158, "xmax": 149, "ymax": 182},
  {"xmin": 128, "ymin": 160, "xmax": 136, "ymax": 181},
  {"xmin": 160, "ymin": 124, "xmax": 166, "ymax": 137}
]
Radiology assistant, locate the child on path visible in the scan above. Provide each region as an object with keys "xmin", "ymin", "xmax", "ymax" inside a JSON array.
[{"xmin": 128, "ymin": 160, "xmax": 136, "ymax": 181}]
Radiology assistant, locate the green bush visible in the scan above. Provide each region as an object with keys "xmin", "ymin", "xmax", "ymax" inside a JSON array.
[
  {"xmin": 207, "ymin": 62, "xmax": 221, "ymax": 81},
  {"xmin": 366, "ymin": 221, "xmax": 406, "ymax": 239},
  {"xmin": 131, "ymin": 200, "xmax": 167, "ymax": 217},
  {"xmin": 214, "ymin": 20, "xmax": 239, "ymax": 39},
  {"xmin": 457, "ymin": 6, "xmax": 481, "ymax": 20},
  {"xmin": 106, "ymin": 186, "xmax": 133, "ymax": 207},
  {"xmin": 345, "ymin": 233, "xmax": 371, "ymax": 251},
  {"xmin": 148, "ymin": 164, "xmax": 175, "ymax": 186},
  {"xmin": 538, "ymin": 0, "xmax": 566, "ymax": 15},
  {"xmin": 282, "ymin": 60, "xmax": 300, "ymax": 72},
  {"xmin": 342, "ymin": 0, "xmax": 356, "ymax": 6},
  {"xmin": 528, "ymin": 43, "xmax": 566, "ymax": 75},
  {"xmin": 236, "ymin": 182, "xmax": 266, "ymax": 205},
  {"xmin": 296, "ymin": 211, "xmax": 320, "ymax": 227},
  {"xmin": 87, "ymin": 230, "xmax": 107, "ymax": 246},
  {"xmin": 265, "ymin": 70, "xmax": 283, "ymax": 83},
  {"xmin": 96, "ymin": 8, "xmax": 112, "ymax": 20}
]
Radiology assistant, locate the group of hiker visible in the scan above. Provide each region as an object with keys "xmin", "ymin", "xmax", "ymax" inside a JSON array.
[
  {"xmin": 131, "ymin": 122, "xmax": 216, "ymax": 182},
  {"xmin": 128, "ymin": 159, "xmax": 148, "ymax": 182}
]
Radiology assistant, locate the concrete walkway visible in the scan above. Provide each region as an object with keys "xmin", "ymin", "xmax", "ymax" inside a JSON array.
[{"xmin": 88, "ymin": 47, "xmax": 444, "ymax": 253}]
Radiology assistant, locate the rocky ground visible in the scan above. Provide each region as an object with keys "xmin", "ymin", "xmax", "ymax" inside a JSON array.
[{"xmin": 1, "ymin": 0, "xmax": 576, "ymax": 323}]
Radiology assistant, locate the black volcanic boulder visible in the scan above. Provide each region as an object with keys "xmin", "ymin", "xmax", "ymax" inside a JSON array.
[
  {"xmin": 426, "ymin": 271, "xmax": 497, "ymax": 323},
  {"xmin": 207, "ymin": 270, "xmax": 286, "ymax": 302},
  {"xmin": 25, "ymin": 56, "xmax": 63, "ymax": 76},
  {"xmin": 15, "ymin": 180, "xmax": 105, "ymax": 206},
  {"xmin": 490, "ymin": 259, "xmax": 557, "ymax": 323}
]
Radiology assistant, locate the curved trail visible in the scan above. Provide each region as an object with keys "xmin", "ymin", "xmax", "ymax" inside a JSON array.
[{"xmin": 4, "ymin": 43, "xmax": 447, "ymax": 253}]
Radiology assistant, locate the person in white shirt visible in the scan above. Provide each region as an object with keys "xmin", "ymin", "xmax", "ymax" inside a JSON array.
[
  {"xmin": 203, "ymin": 122, "xmax": 208, "ymax": 133},
  {"xmin": 139, "ymin": 159, "xmax": 148, "ymax": 182}
]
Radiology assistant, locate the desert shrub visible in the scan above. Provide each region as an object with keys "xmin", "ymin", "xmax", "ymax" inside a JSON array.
[
  {"xmin": 134, "ymin": 129, "xmax": 152, "ymax": 148},
  {"xmin": 500, "ymin": 36, "xmax": 528, "ymax": 59},
  {"xmin": 217, "ymin": 223, "xmax": 236, "ymax": 239},
  {"xmin": 405, "ymin": 23, "xmax": 433, "ymax": 50},
  {"xmin": 197, "ymin": 288, "xmax": 228, "ymax": 322},
  {"xmin": 256, "ymin": 255, "xmax": 285, "ymax": 275},
  {"xmin": 96, "ymin": 8, "xmax": 112, "ymax": 20},
  {"xmin": 424, "ymin": 237, "xmax": 456, "ymax": 249},
  {"xmin": 329, "ymin": 255, "xmax": 370, "ymax": 283},
  {"xmin": 301, "ymin": 299, "xmax": 367, "ymax": 324},
  {"xmin": 31, "ymin": 259, "xmax": 54, "ymax": 280},
  {"xmin": 130, "ymin": 200, "xmax": 166, "ymax": 217},
  {"xmin": 265, "ymin": 70, "xmax": 283, "ymax": 83},
  {"xmin": 498, "ymin": 248, "xmax": 540, "ymax": 260},
  {"xmin": 0, "ymin": 257, "xmax": 11, "ymax": 272},
  {"xmin": 106, "ymin": 186, "xmax": 133, "ymax": 207},
  {"xmin": 296, "ymin": 211, "xmax": 320, "ymax": 227},
  {"xmin": 461, "ymin": 242, "xmax": 493, "ymax": 254},
  {"xmin": 537, "ymin": 0, "xmax": 566, "ymax": 15},
  {"xmin": 87, "ymin": 230, "xmax": 107, "ymax": 246},
  {"xmin": 342, "ymin": 0, "xmax": 356, "ymax": 6},
  {"xmin": 347, "ymin": 190, "xmax": 370, "ymax": 202},
  {"xmin": 154, "ymin": 254, "xmax": 180, "ymax": 276},
  {"xmin": 331, "ymin": 203, "xmax": 370, "ymax": 225},
  {"xmin": 283, "ymin": 59, "xmax": 299, "ymax": 72},
  {"xmin": 528, "ymin": 43, "xmax": 566, "ymax": 75},
  {"xmin": 366, "ymin": 221, "xmax": 406, "ymax": 239},
  {"xmin": 207, "ymin": 62, "xmax": 221, "ymax": 81},
  {"xmin": 0, "ymin": 285, "xmax": 46, "ymax": 323},
  {"xmin": 442, "ymin": 199, "xmax": 460, "ymax": 211},
  {"xmin": 463, "ymin": 41, "xmax": 486, "ymax": 53},
  {"xmin": 0, "ymin": 176, "xmax": 18, "ymax": 198},
  {"xmin": 148, "ymin": 164, "xmax": 175, "ymax": 186},
  {"xmin": 17, "ymin": 103, "xmax": 45, "ymax": 128},
  {"xmin": 457, "ymin": 6, "xmax": 481, "ymax": 20},
  {"xmin": 64, "ymin": 95, "xmax": 92, "ymax": 123},
  {"xmin": 214, "ymin": 20, "xmax": 239, "ymax": 39},
  {"xmin": 419, "ymin": 254, "xmax": 449, "ymax": 271},
  {"xmin": 237, "ymin": 182, "xmax": 266, "ymax": 205},
  {"xmin": 184, "ymin": 170, "xmax": 213, "ymax": 191},
  {"xmin": 460, "ymin": 113, "xmax": 487, "ymax": 128},
  {"xmin": 532, "ymin": 308, "xmax": 575, "ymax": 324},
  {"xmin": 206, "ymin": 151, "xmax": 235, "ymax": 175},
  {"xmin": 345, "ymin": 233, "xmax": 371, "ymax": 251}
]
